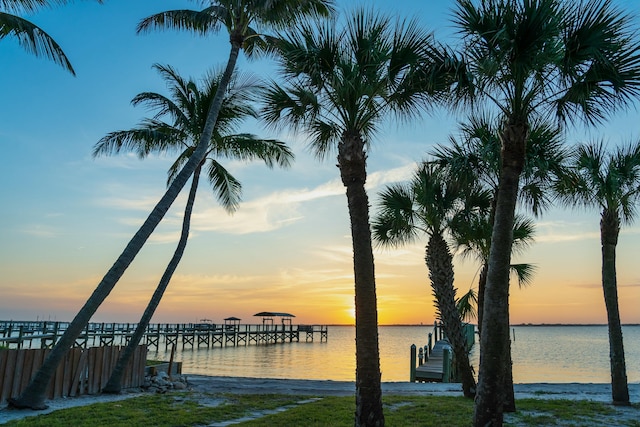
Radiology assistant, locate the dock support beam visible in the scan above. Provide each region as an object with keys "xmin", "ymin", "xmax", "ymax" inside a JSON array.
[{"xmin": 410, "ymin": 344, "xmax": 416, "ymax": 382}]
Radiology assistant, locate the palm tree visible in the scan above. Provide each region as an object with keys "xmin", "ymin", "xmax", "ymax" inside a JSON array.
[
  {"xmin": 450, "ymin": 1, "xmax": 640, "ymax": 424},
  {"xmin": 450, "ymin": 211, "xmax": 536, "ymax": 337},
  {"xmin": 555, "ymin": 141, "xmax": 640, "ymax": 405},
  {"xmin": 432, "ymin": 116, "xmax": 563, "ymax": 337},
  {"xmin": 261, "ymin": 9, "xmax": 455, "ymax": 425},
  {"xmin": 432, "ymin": 116, "xmax": 557, "ymax": 412},
  {"xmin": 8, "ymin": 0, "xmax": 333, "ymax": 411},
  {"xmin": 372, "ymin": 164, "xmax": 490, "ymax": 398},
  {"xmin": 1, "ymin": 0, "xmax": 102, "ymax": 74},
  {"xmin": 92, "ymin": 64, "xmax": 293, "ymax": 394}
]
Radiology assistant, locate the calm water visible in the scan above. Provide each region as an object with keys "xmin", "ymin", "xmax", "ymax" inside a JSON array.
[{"xmin": 148, "ymin": 325, "xmax": 640, "ymax": 383}]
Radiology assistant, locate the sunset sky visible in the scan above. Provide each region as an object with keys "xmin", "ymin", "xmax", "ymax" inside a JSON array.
[{"xmin": 1, "ymin": 0, "xmax": 639, "ymax": 326}]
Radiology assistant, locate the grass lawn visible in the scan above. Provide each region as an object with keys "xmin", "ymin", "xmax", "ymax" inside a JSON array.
[{"xmin": 1, "ymin": 392, "xmax": 638, "ymax": 426}]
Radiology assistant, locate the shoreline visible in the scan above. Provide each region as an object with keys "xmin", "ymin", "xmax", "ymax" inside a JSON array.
[{"xmin": 1, "ymin": 376, "xmax": 638, "ymax": 424}]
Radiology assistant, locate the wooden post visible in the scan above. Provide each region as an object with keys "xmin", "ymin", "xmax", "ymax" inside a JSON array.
[
  {"xmin": 424, "ymin": 345, "xmax": 429, "ymax": 362},
  {"xmin": 427, "ymin": 332, "xmax": 432, "ymax": 355},
  {"xmin": 418, "ymin": 347, "xmax": 423, "ymax": 366},
  {"xmin": 410, "ymin": 344, "xmax": 416, "ymax": 382},
  {"xmin": 168, "ymin": 343, "xmax": 176, "ymax": 380},
  {"xmin": 17, "ymin": 326, "xmax": 24, "ymax": 349},
  {"xmin": 443, "ymin": 347, "xmax": 451, "ymax": 383}
]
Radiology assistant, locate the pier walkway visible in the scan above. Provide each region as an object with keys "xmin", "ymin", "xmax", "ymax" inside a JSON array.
[
  {"xmin": 0, "ymin": 320, "xmax": 328, "ymax": 351},
  {"xmin": 410, "ymin": 322, "xmax": 475, "ymax": 383}
]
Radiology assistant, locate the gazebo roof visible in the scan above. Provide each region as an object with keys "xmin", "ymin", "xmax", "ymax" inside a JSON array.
[
  {"xmin": 224, "ymin": 316, "xmax": 241, "ymax": 321},
  {"xmin": 253, "ymin": 312, "xmax": 296, "ymax": 318}
]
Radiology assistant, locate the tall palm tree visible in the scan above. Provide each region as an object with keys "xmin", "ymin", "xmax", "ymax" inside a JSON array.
[
  {"xmin": 555, "ymin": 141, "xmax": 640, "ymax": 405},
  {"xmin": 372, "ymin": 164, "xmax": 490, "ymax": 398},
  {"xmin": 8, "ymin": 0, "xmax": 333, "ymax": 411},
  {"xmin": 432, "ymin": 116, "xmax": 556, "ymax": 413},
  {"xmin": 92, "ymin": 64, "xmax": 293, "ymax": 394},
  {"xmin": 261, "ymin": 9, "xmax": 455, "ymax": 425},
  {"xmin": 1, "ymin": 0, "xmax": 102, "ymax": 74},
  {"xmin": 450, "ymin": 1, "xmax": 640, "ymax": 424}
]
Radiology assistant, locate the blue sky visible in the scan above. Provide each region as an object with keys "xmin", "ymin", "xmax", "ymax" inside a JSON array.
[{"xmin": 1, "ymin": 0, "xmax": 639, "ymax": 325}]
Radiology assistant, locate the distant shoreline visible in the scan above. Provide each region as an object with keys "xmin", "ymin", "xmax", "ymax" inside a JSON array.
[
  {"xmin": 2, "ymin": 320, "xmax": 639, "ymax": 327},
  {"xmin": 374, "ymin": 323, "xmax": 640, "ymax": 327}
]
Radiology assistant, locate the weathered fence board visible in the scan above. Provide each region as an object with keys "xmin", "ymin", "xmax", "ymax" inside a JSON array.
[{"xmin": 0, "ymin": 345, "xmax": 147, "ymax": 403}]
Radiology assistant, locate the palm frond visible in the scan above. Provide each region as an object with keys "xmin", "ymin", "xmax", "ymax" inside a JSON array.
[
  {"xmin": 456, "ymin": 288, "xmax": 478, "ymax": 322},
  {"xmin": 136, "ymin": 9, "xmax": 221, "ymax": 36},
  {"xmin": 509, "ymin": 263, "xmax": 537, "ymax": 289},
  {"xmin": 1, "ymin": 1, "xmax": 103, "ymax": 14},
  {"xmin": 0, "ymin": 11, "xmax": 74, "ymax": 74},
  {"xmin": 206, "ymin": 159, "xmax": 242, "ymax": 213},
  {"xmin": 372, "ymin": 183, "xmax": 417, "ymax": 247}
]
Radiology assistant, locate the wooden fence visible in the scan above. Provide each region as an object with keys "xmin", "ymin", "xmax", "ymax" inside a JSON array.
[{"xmin": 0, "ymin": 345, "xmax": 147, "ymax": 403}]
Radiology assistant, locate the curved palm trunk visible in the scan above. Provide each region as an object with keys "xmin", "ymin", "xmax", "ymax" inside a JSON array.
[
  {"xmin": 600, "ymin": 210, "xmax": 630, "ymax": 405},
  {"xmin": 338, "ymin": 132, "xmax": 384, "ymax": 427},
  {"xmin": 103, "ymin": 167, "xmax": 201, "ymax": 394},
  {"xmin": 8, "ymin": 42, "xmax": 242, "ymax": 411},
  {"xmin": 474, "ymin": 122, "xmax": 525, "ymax": 427},
  {"xmin": 425, "ymin": 232, "xmax": 477, "ymax": 397}
]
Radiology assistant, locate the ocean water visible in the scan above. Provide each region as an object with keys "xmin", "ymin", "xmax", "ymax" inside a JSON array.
[{"xmin": 147, "ymin": 325, "xmax": 640, "ymax": 383}]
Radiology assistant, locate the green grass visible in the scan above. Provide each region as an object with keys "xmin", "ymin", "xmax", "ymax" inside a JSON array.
[
  {"xmin": 2, "ymin": 393, "xmax": 637, "ymax": 427},
  {"xmin": 2, "ymin": 393, "xmax": 299, "ymax": 427}
]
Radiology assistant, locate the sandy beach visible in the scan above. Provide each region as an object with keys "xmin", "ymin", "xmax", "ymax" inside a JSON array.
[{"xmin": 0, "ymin": 376, "xmax": 638, "ymax": 425}]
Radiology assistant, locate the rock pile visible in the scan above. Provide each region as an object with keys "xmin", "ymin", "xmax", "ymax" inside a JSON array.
[{"xmin": 143, "ymin": 371, "xmax": 189, "ymax": 394}]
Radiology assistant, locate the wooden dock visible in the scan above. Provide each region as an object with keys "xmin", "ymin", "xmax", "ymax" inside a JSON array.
[
  {"xmin": 0, "ymin": 320, "xmax": 328, "ymax": 351},
  {"xmin": 410, "ymin": 322, "xmax": 475, "ymax": 383}
]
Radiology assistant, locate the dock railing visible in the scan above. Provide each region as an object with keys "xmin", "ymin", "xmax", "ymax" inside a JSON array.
[
  {"xmin": 409, "ymin": 321, "xmax": 474, "ymax": 383},
  {"xmin": 0, "ymin": 321, "xmax": 328, "ymax": 350}
]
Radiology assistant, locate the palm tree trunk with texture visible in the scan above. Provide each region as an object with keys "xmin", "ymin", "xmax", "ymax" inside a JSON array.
[
  {"xmin": 600, "ymin": 210, "xmax": 630, "ymax": 405},
  {"xmin": 474, "ymin": 121, "xmax": 526, "ymax": 427},
  {"xmin": 425, "ymin": 232, "xmax": 477, "ymax": 397},
  {"xmin": 338, "ymin": 132, "xmax": 384, "ymax": 427}
]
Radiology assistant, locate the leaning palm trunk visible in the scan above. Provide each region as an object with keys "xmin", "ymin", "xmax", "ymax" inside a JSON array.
[
  {"xmin": 600, "ymin": 210, "xmax": 630, "ymax": 405},
  {"xmin": 103, "ymin": 167, "xmax": 201, "ymax": 394},
  {"xmin": 8, "ymin": 41, "xmax": 242, "ymax": 411},
  {"xmin": 425, "ymin": 232, "xmax": 477, "ymax": 397},
  {"xmin": 474, "ymin": 122, "xmax": 525, "ymax": 427},
  {"xmin": 338, "ymin": 133, "xmax": 384, "ymax": 426}
]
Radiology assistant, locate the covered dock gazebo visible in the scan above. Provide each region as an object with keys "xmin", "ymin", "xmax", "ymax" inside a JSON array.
[
  {"xmin": 254, "ymin": 312, "xmax": 295, "ymax": 329},
  {"xmin": 224, "ymin": 316, "xmax": 241, "ymax": 332}
]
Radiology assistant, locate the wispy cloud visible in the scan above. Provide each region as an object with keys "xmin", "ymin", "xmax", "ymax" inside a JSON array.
[
  {"xmin": 21, "ymin": 224, "xmax": 58, "ymax": 238},
  {"xmin": 93, "ymin": 161, "xmax": 421, "ymax": 239},
  {"xmin": 534, "ymin": 220, "xmax": 600, "ymax": 243},
  {"xmin": 366, "ymin": 163, "xmax": 417, "ymax": 190}
]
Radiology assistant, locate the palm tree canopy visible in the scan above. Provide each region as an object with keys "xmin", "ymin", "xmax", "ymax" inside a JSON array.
[
  {"xmin": 453, "ymin": 0, "xmax": 640, "ymax": 126},
  {"xmin": 0, "ymin": 0, "xmax": 102, "ymax": 74},
  {"xmin": 556, "ymin": 140, "xmax": 640, "ymax": 224},
  {"xmin": 431, "ymin": 115, "xmax": 568, "ymax": 216},
  {"xmin": 93, "ymin": 64, "xmax": 293, "ymax": 213},
  {"xmin": 137, "ymin": 0, "xmax": 335, "ymax": 57},
  {"xmin": 262, "ymin": 8, "xmax": 452, "ymax": 160},
  {"xmin": 373, "ymin": 163, "xmax": 492, "ymax": 248}
]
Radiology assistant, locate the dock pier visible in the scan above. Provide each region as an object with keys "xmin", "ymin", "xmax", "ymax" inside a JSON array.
[
  {"xmin": 410, "ymin": 322, "xmax": 475, "ymax": 383},
  {"xmin": 0, "ymin": 319, "xmax": 328, "ymax": 351}
]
